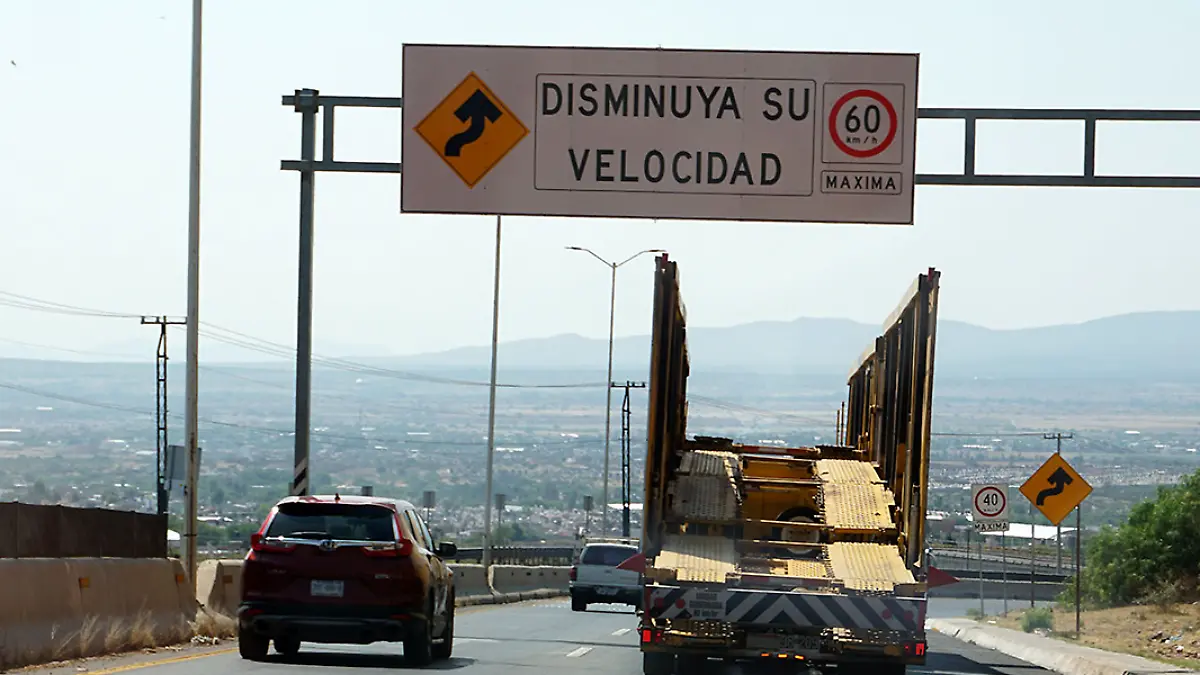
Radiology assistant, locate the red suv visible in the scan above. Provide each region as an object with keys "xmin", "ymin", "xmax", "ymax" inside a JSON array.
[{"xmin": 238, "ymin": 495, "xmax": 457, "ymax": 665}]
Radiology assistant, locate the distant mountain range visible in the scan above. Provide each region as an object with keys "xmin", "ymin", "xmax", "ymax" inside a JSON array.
[
  {"xmin": 4, "ymin": 311, "xmax": 1197, "ymax": 379},
  {"xmin": 370, "ymin": 310, "xmax": 1200, "ymax": 378}
]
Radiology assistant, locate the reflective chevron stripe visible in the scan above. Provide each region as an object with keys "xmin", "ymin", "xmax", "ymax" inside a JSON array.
[{"xmin": 645, "ymin": 586, "xmax": 925, "ymax": 632}]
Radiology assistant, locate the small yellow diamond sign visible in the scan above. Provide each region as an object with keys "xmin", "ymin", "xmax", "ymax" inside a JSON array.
[
  {"xmin": 1019, "ymin": 453, "xmax": 1092, "ymax": 526},
  {"xmin": 413, "ymin": 72, "xmax": 528, "ymax": 188}
]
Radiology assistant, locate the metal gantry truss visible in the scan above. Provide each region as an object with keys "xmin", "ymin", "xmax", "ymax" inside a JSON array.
[
  {"xmin": 279, "ymin": 90, "xmax": 1200, "ymax": 510},
  {"xmin": 916, "ymin": 107, "xmax": 1200, "ymax": 188}
]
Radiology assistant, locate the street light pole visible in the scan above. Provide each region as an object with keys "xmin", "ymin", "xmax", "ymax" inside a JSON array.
[
  {"xmin": 565, "ymin": 246, "xmax": 664, "ymax": 534},
  {"xmin": 601, "ymin": 262, "xmax": 617, "ymax": 535},
  {"xmin": 182, "ymin": 0, "xmax": 203, "ymax": 593}
]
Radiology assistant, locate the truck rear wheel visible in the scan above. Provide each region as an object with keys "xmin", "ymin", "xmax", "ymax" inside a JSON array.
[{"xmin": 642, "ymin": 652, "xmax": 674, "ymax": 675}]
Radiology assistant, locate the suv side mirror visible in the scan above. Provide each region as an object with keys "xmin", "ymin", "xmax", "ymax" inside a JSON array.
[{"xmin": 437, "ymin": 542, "xmax": 458, "ymax": 558}]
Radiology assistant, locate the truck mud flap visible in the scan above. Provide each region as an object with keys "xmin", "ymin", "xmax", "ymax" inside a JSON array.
[{"xmin": 645, "ymin": 586, "xmax": 926, "ymax": 632}]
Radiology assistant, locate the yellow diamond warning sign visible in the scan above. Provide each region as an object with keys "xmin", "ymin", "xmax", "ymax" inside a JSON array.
[
  {"xmin": 1019, "ymin": 453, "xmax": 1092, "ymax": 526},
  {"xmin": 413, "ymin": 72, "xmax": 528, "ymax": 188}
]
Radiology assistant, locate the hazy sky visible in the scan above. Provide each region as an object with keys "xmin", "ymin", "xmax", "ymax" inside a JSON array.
[{"xmin": 2, "ymin": 0, "xmax": 1199, "ymax": 359}]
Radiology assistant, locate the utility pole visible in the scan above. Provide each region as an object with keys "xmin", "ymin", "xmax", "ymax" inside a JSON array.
[
  {"xmin": 613, "ymin": 380, "xmax": 645, "ymax": 538},
  {"xmin": 565, "ymin": 246, "xmax": 664, "ymax": 534},
  {"xmin": 141, "ymin": 316, "xmax": 185, "ymax": 517}
]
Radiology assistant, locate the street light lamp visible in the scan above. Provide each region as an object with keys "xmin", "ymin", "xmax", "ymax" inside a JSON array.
[{"xmin": 565, "ymin": 246, "xmax": 665, "ymax": 534}]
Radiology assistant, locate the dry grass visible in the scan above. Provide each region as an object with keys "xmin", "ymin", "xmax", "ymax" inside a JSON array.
[
  {"xmin": 0, "ymin": 607, "xmax": 233, "ymax": 671},
  {"xmin": 991, "ymin": 603, "xmax": 1200, "ymax": 667},
  {"xmin": 190, "ymin": 607, "xmax": 237, "ymax": 640}
]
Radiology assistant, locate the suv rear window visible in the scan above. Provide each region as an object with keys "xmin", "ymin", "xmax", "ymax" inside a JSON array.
[
  {"xmin": 266, "ymin": 502, "xmax": 396, "ymax": 542},
  {"xmin": 581, "ymin": 545, "xmax": 638, "ymax": 567}
]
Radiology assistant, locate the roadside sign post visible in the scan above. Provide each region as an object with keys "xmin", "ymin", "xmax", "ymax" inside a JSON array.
[
  {"xmin": 1021, "ymin": 445, "xmax": 1090, "ymax": 626},
  {"xmin": 972, "ymin": 484, "xmax": 1008, "ymax": 616},
  {"xmin": 1076, "ymin": 506, "xmax": 1083, "ymax": 635},
  {"xmin": 1001, "ymin": 532, "xmax": 1008, "ymax": 616}
]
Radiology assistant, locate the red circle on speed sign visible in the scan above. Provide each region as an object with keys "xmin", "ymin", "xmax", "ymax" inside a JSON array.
[
  {"xmin": 974, "ymin": 486, "xmax": 1006, "ymax": 518},
  {"xmin": 828, "ymin": 89, "xmax": 899, "ymax": 159}
]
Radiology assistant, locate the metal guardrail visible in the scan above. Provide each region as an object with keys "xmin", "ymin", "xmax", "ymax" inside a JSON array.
[
  {"xmin": 930, "ymin": 546, "xmax": 1079, "ymax": 571},
  {"xmin": 452, "ymin": 546, "xmax": 577, "ymax": 566}
]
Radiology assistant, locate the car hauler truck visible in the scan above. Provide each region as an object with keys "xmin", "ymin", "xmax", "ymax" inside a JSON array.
[{"xmin": 635, "ymin": 254, "xmax": 940, "ymax": 675}]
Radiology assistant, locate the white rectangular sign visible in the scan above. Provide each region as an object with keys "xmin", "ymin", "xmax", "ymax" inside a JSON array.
[
  {"xmin": 971, "ymin": 483, "xmax": 1010, "ymax": 531},
  {"xmin": 401, "ymin": 44, "xmax": 919, "ymax": 225}
]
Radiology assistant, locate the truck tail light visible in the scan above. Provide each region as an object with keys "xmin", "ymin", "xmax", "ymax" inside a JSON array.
[
  {"xmin": 569, "ymin": 566, "xmax": 577, "ymax": 581},
  {"xmin": 904, "ymin": 641, "xmax": 926, "ymax": 656},
  {"xmin": 640, "ymin": 628, "xmax": 664, "ymax": 644}
]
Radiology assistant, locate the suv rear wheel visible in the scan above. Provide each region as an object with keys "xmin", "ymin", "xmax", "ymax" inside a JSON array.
[
  {"xmin": 571, "ymin": 593, "xmax": 587, "ymax": 612},
  {"xmin": 405, "ymin": 598, "xmax": 435, "ymax": 666},
  {"xmin": 237, "ymin": 625, "xmax": 268, "ymax": 661},
  {"xmin": 432, "ymin": 591, "xmax": 455, "ymax": 660}
]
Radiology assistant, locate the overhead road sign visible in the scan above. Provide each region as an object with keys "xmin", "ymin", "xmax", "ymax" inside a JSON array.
[
  {"xmin": 971, "ymin": 483, "xmax": 1009, "ymax": 532},
  {"xmin": 1019, "ymin": 454, "xmax": 1092, "ymax": 526},
  {"xmin": 401, "ymin": 43, "xmax": 919, "ymax": 225}
]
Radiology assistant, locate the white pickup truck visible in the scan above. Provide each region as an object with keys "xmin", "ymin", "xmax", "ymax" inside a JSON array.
[{"xmin": 569, "ymin": 540, "xmax": 641, "ymax": 612}]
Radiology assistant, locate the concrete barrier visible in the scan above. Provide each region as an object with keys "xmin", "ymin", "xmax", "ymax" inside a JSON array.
[
  {"xmin": 191, "ymin": 560, "xmax": 568, "ymax": 614},
  {"xmin": 0, "ymin": 558, "xmax": 197, "ymax": 671},
  {"xmin": 448, "ymin": 564, "xmax": 493, "ymax": 600},
  {"xmin": 929, "ymin": 579, "xmax": 1065, "ymax": 602},
  {"xmin": 195, "ymin": 559, "xmax": 243, "ymax": 616},
  {"xmin": 490, "ymin": 565, "xmax": 570, "ymax": 595}
]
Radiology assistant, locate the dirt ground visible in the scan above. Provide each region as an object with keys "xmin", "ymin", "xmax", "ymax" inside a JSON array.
[{"xmin": 990, "ymin": 604, "xmax": 1200, "ymax": 667}]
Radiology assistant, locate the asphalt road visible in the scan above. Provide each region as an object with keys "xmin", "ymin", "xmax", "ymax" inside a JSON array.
[{"xmin": 38, "ymin": 599, "xmax": 1051, "ymax": 675}]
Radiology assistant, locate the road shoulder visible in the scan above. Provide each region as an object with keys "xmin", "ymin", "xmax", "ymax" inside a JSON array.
[{"xmin": 928, "ymin": 617, "xmax": 1198, "ymax": 675}]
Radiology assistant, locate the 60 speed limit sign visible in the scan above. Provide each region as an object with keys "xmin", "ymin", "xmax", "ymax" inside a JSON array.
[
  {"xmin": 971, "ymin": 484, "xmax": 1009, "ymax": 531},
  {"xmin": 822, "ymin": 83, "xmax": 906, "ymax": 165}
]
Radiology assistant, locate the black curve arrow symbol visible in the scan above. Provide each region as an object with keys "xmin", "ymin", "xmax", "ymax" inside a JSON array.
[
  {"xmin": 1036, "ymin": 467, "xmax": 1073, "ymax": 506},
  {"xmin": 444, "ymin": 89, "xmax": 503, "ymax": 158}
]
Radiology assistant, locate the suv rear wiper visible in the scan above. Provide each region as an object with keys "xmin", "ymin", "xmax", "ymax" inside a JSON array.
[{"xmin": 280, "ymin": 531, "xmax": 331, "ymax": 540}]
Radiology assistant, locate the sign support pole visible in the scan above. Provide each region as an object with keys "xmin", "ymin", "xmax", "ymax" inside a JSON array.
[
  {"xmin": 291, "ymin": 88, "xmax": 319, "ymax": 498},
  {"xmin": 1001, "ymin": 532, "xmax": 1008, "ymax": 616},
  {"xmin": 978, "ymin": 531, "xmax": 984, "ymax": 617},
  {"xmin": 482, "ymin": 215, "xmax": 502, "ymax": 570},
  {"xmin": 1075, "ymin": 505, "xmax": 1082, "ymax": 635},
  {"xmin": 1030, "ymin": 502, "xmax": 1036, "ymax": 608}
]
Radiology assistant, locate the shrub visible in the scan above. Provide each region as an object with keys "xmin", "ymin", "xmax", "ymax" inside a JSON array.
[{"xmin": 1020, "ymin": 607, "xmax": 1054, "ymax": 633}]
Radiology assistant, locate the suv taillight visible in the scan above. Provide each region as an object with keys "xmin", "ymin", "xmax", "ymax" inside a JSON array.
[
  {"xmin": 363, "ymin": 539, "xmax": 414, "ymax": 557},
  {"xmin": 569, "ymin": 565, "xmax": 577, "ymax": 581}
]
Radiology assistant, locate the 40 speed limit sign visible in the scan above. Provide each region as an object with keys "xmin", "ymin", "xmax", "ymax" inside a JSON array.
[{"xmin": 971, "ymin": 483, "xmax": 1009, "ymax": 532}]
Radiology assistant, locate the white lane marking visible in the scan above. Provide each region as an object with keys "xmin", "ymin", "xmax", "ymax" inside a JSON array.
[
  {"xmin": 612, "ymin": 628, "xmax": 632, "ymax": 636},
  {"xmin": 566, "ymin": 646, "xmax": 594, "ymax": 658},
  {"xmin": 457, "ymin": 638, "xmax": 500, "ymax": 644}
]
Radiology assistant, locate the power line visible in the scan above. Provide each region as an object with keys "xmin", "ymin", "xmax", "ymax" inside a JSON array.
[
  {"xmin": 0, "ymin": 334, "xmax": 601, "ymax": 420},
  {"xmin": 688, "ymin": 394, "xmax": 833, "ymax": 426},
  {"xmin": 0, "ymin": 289, "xmax": 606, "ymax": 390},
  {"xmin": 0, "ymin": 379, "xmax": 605, "ymax": 449},
  {"xmin": 932, "ymin": 432, "xmax": 1063, "ymax": 437}
]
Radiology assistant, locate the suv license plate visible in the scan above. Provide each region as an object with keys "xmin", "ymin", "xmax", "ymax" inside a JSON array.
[
  {"xmin": 311, "ymin": 580, "xmax": 344, "ymax": 598},
  {"xmin": 747, "ymin": 633, "xmax": 820, "ymax": 653}
]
